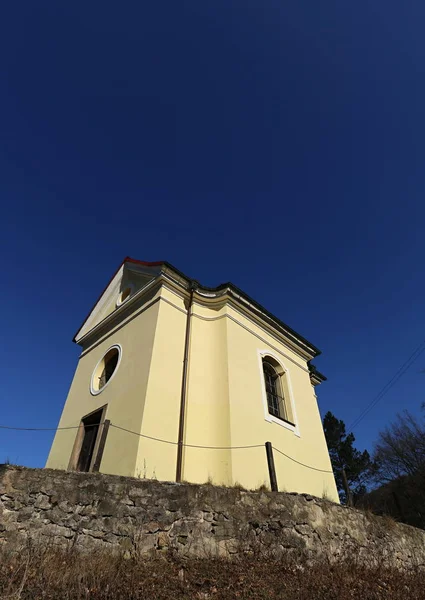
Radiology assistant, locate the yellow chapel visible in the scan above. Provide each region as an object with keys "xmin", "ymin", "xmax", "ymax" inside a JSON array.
[{"xmin": 46, "ymin": 257, "xmax": 338, "ymax": 502}]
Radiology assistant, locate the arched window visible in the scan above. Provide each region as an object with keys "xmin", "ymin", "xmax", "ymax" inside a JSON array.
[{"xmin": 262, "ymin": 357, "xmax": 293, "ymax": 424}]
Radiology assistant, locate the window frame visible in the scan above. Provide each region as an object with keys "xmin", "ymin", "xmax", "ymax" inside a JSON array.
[
  {"xmin": 258, "ymin": 349, "xmax": 300, "ymax": 437},
  {"xmin": 90, "ymin": 344, "xmax": 122, "ymax": 396},
  {"xmin": 116, "ymin": 283, "xmax": 135, "ymax": 307},
  {"xmin": 263, "ymin": 360, "xmax": 288, "ymax": 422}
]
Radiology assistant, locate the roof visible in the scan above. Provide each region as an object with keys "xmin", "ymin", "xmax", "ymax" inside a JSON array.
[{"xmin": 74, "ymin": 257, "xmax": 323, "ymax": 361}]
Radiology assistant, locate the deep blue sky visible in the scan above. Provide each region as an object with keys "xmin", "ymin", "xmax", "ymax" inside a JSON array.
[{"xmin": 1, "ymin": 1, "xmax": 425, "ymax": 468}]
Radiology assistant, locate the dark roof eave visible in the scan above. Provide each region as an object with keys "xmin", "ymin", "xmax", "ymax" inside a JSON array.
[
  {"xmin": 74, "ymin": 258, "xmax": 322, "ymax": 359},
  {"xmin": 308, "ymin": 362, "xmax": 327, "ymax": 383},
  {"xmin": 162, "ymin": 263, "xmax": 321, "ymax": 358},
  {"xmin": 223, "ymin": 281, "xmax": 321, "ymax": 358}
]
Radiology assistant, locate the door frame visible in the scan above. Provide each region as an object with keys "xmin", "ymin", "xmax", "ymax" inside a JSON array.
[{"xmin": 68, "ymin": 405, "xmax": 108, "ymax": 472}]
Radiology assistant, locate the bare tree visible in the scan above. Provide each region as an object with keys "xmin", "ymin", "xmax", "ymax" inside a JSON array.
[
  {"xmin": 361, "ymin": 407, "xmax": 425, "ymax": 529},
  {"xmin": 373, "ymin": 407, "xmax": 425, "ymax": 484}
]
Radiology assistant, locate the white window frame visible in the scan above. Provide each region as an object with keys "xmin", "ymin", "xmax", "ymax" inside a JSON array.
[
  {"xmin": 90, "ymin": 344, "xmax": 123, "ymax": 396},
  {"xmin": 257, "ymin": 349, "xmax": 300, "ymax": 437}
]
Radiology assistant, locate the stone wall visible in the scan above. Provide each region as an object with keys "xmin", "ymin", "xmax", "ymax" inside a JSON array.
[{"xmin": 1, "ymin": 465, "xmax": 425, "ymax": 568}]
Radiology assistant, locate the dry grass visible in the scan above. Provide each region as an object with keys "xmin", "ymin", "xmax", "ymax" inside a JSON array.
[{"xmin": 0, "ymin": 544, "xmax": 423, "ymax": 600}]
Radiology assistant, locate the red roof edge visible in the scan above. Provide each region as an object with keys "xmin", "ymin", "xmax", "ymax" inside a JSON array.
[
  {"xmin": 124, "ymin": 257, "xmax": 164, "ymax": 267},
  {"xmin": 72, "ymin": 257, "xmax": 164, "ymax": 343}
]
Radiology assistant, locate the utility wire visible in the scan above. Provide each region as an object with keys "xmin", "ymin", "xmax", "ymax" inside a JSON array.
[
  {"xmin": 110, "ymin": 423, "xmax": 264, "ymax": 450},
  {"xmin": 109, "ymin": 423, "xmax": 177, "ymax": 446},
  {"xmin": 273, "ymin": 445, "xmax": 333, "ymax": 473},
  {"xmin": 0, "ymin": 421, "xmax": 262, "ymax": 450},
  {"xmin": 0, "ymin": 424, "xmax": 83, "ymax": 431},
  {"xmin": 0, "ymin": 422, "xmax": 337, "ymax": 472},
  {"xmin": 347, "ymin": 338, "xmax": 425, "ymax": 433}
]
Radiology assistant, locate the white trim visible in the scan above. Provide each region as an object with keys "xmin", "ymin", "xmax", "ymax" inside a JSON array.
[
  {"xmin": 90, "ymin": 344, "xmax": 123, "ymax": 396},
  {"xmin": 230, "ymin": 289, "xmax": 315, "ymax": 359},
  {"xmin": 160, "ymin": 284, "xmax": 310, "ymax": 372},
  {"xmin": 257, "ymin": 349, "xmax": 300, "ymax": 437},
  {"xmin": 76, "ymin": 277, "xmax": 160, "ymax": 346},
  {"xmin": 161, "ymin": 278, "xmax": 315, "ymax": 363},
  {"xmin": 77, "ymin": 266, "xmax": 124, "ymax": 341},
  {"xmin": 116, "ymin": 283, "xmax": 135, "ymax": 307},
  {"xmin": 75, "ymin": 263, "xmax": 161, "ymax": 343}
]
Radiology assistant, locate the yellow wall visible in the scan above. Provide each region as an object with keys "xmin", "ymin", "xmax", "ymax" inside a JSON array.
[
  {"xmin": 46, "ymin": 293, "xmax": 161, "ymax": 477},
  {"xmin": 47, "ymin": 278, "xmax": 338, "ymax": 503},
  {"xmin": 182, "ymin": 301, "xmax": 232, "ymax": 485},
  {"xmin": 133, "ymin": 290, "xmax": 186, "ymax": 481},
  {"xmin": 225, "ymin": 306, "xmax": 337, "ymax": 499},
  {"xmin": 130, "ymin": 287, "xmax": 337, "ymax": 500},
  {"xmin": 132, "ymin": 290, "xmax": 232, "ymax": 485}
]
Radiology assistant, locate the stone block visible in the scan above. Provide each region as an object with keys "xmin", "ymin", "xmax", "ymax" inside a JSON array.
[{"xmin": 34, "ymin": 494, "xmax": 51, "ymax": 510}]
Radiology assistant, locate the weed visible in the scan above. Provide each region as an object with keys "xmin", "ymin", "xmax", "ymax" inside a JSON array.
[{"xmin": 0, "ymin": 544, "xmax": 423, "ymax": 599}]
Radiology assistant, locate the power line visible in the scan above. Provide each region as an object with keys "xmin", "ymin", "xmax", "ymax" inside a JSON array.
[
  {"xmin": 0, "ymin": 424, "xmax": 82, "ymax": 431},
  {"xmin": 0, "ymin": 421, "xmax": 333, "ymax": 472},
  {"xmin": 0, "ymin": 421, "xmax": 263, "ymax": 450},
  {"xmin": 347, "ymin": 338, "xmax": 425, "ymax": 433},
  {"xmin": 109, "ymin": 423, "xmax": 264, "ymax": 450},
  {"xmin": 273, "ymin": 445, "xmax": 333, "ymax": 473},
  {"xmin": 109, "ymin": 423, "xmax": 177, "ymax": 446},
  {"xmin": 348, "ymin": 339, "xmax": 425, "ymax": 431},
  {"xmin": 0, "ymin": 422, "xmax": 358, "ymax": 473}
]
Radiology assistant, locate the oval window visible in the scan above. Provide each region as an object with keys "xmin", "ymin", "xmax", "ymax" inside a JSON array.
[{"xmin": 91, "ymin": 345, "xmax": 121, "ymax": 395}]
